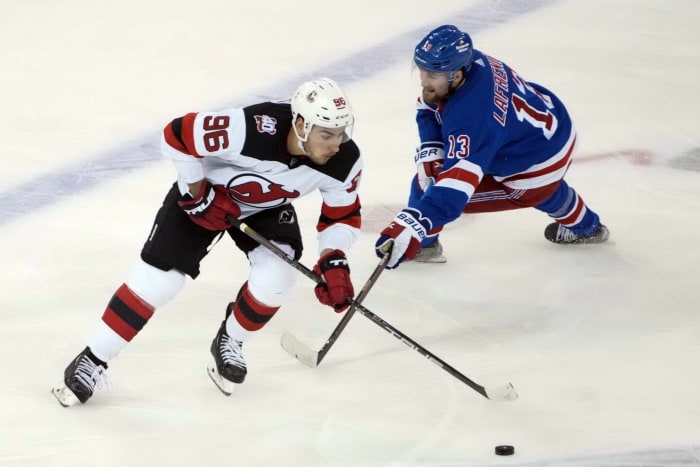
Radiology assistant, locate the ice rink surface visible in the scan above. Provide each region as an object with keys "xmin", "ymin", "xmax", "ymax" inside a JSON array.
[{"xmin": 1, "ymin": 0, "xmax": 700, "ymax": 465}]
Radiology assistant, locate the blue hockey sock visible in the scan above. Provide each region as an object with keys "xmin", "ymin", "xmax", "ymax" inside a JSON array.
[{"xmin": 536, "ymin": 180, "xmax": 601, "ymax": 236}]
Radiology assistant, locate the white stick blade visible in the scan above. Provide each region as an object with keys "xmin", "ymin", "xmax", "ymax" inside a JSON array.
[
  {"xmin": 485, "ymin": 382, "xmax": 518, "ymax": 402},
  {"xmin": 280, "ymin": 333, "xmax": 319, "ymax": 368}
]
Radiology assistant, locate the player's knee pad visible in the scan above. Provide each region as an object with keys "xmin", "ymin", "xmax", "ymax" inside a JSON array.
[
  {"xmin": 125, "ymin": 260, "xmax": 186, "ymax": 308},
  {"xmin": 247, "ymin": 242, "xmax": 298, "ymax": 307}
]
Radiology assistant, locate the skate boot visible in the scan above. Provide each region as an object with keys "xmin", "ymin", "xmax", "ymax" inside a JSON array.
[
  {"xmin": 52, "ymin": 347, "xmax": 109, "ymax": 407},
  {"xmin": 207, "ymin": 320, "xmax": 246, "ymax": 396},
  {"xmin": 409, "ymin": 241, "xmax": 447, "ymax": 263},
  {"xmin": 544, "ymin": 223, "xmax": 610, "ymax": 245}
]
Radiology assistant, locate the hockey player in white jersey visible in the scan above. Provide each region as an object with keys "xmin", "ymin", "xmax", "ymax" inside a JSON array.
[{"xmin": 53, "ymin": 78, "xmax": 363, "ymax": 406}]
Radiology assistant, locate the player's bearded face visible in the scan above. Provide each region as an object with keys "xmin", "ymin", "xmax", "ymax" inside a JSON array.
[
  {"xmin": 304, "ymin": 126, "xmax": 346, "ymax": 165},
  {"xmin": 419, "ymin": 69, "xmax": 453, "ymax": 104}
]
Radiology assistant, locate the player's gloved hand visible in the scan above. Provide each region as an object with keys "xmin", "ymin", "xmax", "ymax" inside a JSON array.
[
  {"xmin": 313, "ymin": 250, "xmax": 354, "ymax": 313},
  {"xmin": 178, "ymin": 180, "xmax": 241, "ymax": 231},
  {"xmin": 414, "ymin": 143, "xmax": 445, "ymax": 191},
  {"xmin": 375, "ymin": 207, "xmax": 433, "ymax": 269}
]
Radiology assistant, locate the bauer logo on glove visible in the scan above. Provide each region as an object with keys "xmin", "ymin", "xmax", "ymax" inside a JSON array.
[
  {"xmin": 375, "ymin": 207, "xmax": 433, "ymax": 269},
  {"xmin": 396, "ymin": 210, "xmax": 429, "ymax": 240}
]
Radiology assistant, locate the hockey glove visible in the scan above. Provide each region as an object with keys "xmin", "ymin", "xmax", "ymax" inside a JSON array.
[
  {"xmin": 313, "ymin": 250, "xmax": 354, "ymax": 313},
  {"xmin": 178, "ymin": 181, "xmax": 241, "ymax": 231},
  {"xmin": 414, "ymin": 143, "xmax": 444, "ymax": 191},
  {"xmin": 375, "ymin": 207, "xmax": 433, "ymax": 269}
]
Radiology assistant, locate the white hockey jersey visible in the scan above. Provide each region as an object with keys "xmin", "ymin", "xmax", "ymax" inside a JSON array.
[{"xmin": 161, "ymin": 101, "xmax": 363, "ymax": 253}]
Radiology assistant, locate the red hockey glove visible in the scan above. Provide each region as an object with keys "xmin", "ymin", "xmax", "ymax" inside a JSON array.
[
  {"xmin": 178, "ymin": 181, "xmax": 241, "ymax": 231},
  {"xmin": 375, "ymin": 207, "xmax": 432, "ymax": 269},
  {"xmin": 414, "ymin": 144, "xmax": 444, "ymax": 191},
  {"xmin": 313, "ymin": 250, "xmax": 354, "ymax": 313}
]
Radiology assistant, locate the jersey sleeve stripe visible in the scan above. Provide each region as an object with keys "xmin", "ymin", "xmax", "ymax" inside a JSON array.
[
  {"xmin": 163, "ymin": 119, "xmax": 188, "ymax": 154},
  {"xmin": 317, "ymin": 199, "xmax": 361, "ymax": 232},
  {"xmin": 434, "ymin": 159, "xmax": 482, "ymax": 197},
  {"xmin": 163, "ymin": 112, "xmax": 203, "ymax": 158}
]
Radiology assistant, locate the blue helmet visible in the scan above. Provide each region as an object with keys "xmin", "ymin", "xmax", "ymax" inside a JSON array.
[{"xmin": 414, "ymin": 25, "xmax": 473, "ymax": 81}]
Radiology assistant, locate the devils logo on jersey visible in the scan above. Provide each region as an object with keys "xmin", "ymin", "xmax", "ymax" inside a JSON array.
[
  {"xmin": 226, "ymin": 174, "xmax": 301, "ymax": 208},
  {"xmin": 278, "ymin": 209, "xmax": 296, "ymax": 225}
]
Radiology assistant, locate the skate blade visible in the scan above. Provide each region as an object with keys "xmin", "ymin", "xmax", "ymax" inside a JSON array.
[
  {"xmin": 206, "ymin": 364, "xmax": 236, "ymax": 396},
  {"xmin": 52, "ymin": 384, "xmax": 81, "ymax": 407},
  {"xmin": 410, "ymin": 253, "xmax": 447, "ymax": 264}
]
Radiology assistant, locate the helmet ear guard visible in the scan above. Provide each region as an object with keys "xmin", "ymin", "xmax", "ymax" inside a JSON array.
[
  {"xmin": 291, "ymin": 78, "xmax": 355, "ymax": 146},
  {"xmin": 414, "ymin": 25, "xmax": 474, "ymax": 82}
]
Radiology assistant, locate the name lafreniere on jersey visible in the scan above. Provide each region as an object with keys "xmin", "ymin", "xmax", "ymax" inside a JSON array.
[{"xmin": 486, "ymin": 55, "xmax": 509, "ymax": 127}]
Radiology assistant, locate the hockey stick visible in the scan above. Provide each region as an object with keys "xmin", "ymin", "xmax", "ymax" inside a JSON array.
[
  {"xmin": 226, "ymin": 213, "xmax": 389, "ymax": 366},
  {"xmin": 280, "ymin": 247, "xmax": 391, "ymax": 367},
  {"xmin": 226, "ymin": 215, "xmax": 517, "ymax": 402}
]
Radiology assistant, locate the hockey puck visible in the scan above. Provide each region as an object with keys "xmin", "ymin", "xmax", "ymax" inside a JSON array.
[{"xmin": 495, "ymin": 445, "xmax": 515, "ymax": 456}]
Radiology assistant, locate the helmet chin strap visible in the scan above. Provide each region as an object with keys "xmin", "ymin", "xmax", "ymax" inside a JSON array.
[{"xmin": 292, "ymin": 120, "xmax": 310, "ymax": 154}]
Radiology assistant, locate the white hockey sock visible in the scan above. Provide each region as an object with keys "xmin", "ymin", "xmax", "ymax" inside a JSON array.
[{"xmin": 87, "ymin": 320, "xmax": 129, "ymax": 363}]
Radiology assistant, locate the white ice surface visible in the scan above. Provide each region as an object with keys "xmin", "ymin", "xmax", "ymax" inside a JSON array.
[{"xmin": 1, "ymin": 1, "xmax": 700, "ymax": 466}]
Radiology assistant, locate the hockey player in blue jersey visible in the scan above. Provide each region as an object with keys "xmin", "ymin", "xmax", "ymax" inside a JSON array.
[{"xmin": 375, "ymin": 24, "xmax": 609, "ymax": 269}]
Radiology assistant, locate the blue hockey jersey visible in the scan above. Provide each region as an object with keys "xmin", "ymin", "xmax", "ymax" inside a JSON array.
[{"xmin": 410, "ymin": 50, "xmax": 577, "ymax": 229}]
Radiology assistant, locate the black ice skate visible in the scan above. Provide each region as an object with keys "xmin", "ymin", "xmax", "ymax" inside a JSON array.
[
  {"xmin": 52, "ymin": 347, "xmax": 109, "ymax": 407},
  {"xmin": 409, "ymin": 241, "xmax": 447, "ymax": 263},
  {"xmin": 544, "ymin": 223, "xmax": 610, "ymax": 245},
  {"xmin": 207, "ymin": 320, "xmax": 246, "ymax": 396}
]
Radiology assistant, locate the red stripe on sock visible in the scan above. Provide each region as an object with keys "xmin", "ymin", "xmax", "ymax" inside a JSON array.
[
  {"xmin": 558, "ymin": 194, "xmax": 585, "ymax": 226},
  {"xmin": 115, "ymin": 284, "xmax": 154, "ymax": 320},
  {"xmin": 101, "ymin": 284, "xmax": 154, "ymax": 341},
  {"xmin": 102, "ymin": 309, "xmax": 138, "ymax": 341},
  {"xmin": 233, "ymin": 283, "xmax": 279, "ymax": 331}
]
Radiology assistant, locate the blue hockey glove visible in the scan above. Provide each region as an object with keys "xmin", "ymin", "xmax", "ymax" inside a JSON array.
[{"xmin": 375, "ymin": 207, "xmax": 433, "ymax": 269}]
